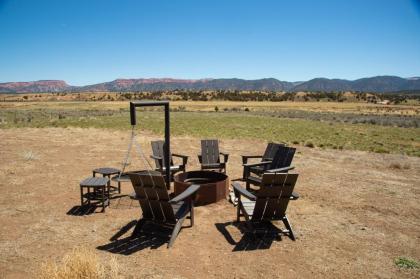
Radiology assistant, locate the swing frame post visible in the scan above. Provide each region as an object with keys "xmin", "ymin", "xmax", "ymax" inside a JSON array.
[{"xmin": 130, "ymin": 101, "xmax": 171, "ymax": 187}]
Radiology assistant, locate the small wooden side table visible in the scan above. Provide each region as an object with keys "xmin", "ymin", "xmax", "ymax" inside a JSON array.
[
  {"xmin": 80, "ymin": 177, "xmax": 109, "ymax": 212},
  {"xmin": 93, "ymin": 167, "xmax": 121, "ymax": 193}
]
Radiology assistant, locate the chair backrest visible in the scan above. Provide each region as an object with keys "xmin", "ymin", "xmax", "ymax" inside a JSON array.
[
  {"xmin": 262, "ymin": 142, "xmax": 284, "ymax": 161},
  {"xmin": 151, "ymin": 140, "xmax": 173, "ymax": 169},
  {"xmin": 128, "ymin": 171, "xmax": 176, "ymax": 223},
  {"xmin": 252, "ymin": 173, "xmax": 298, "ymax": 221},
  {"xmin": 269, "ymin": 146, "xmax": 296, "ymax": 169},
  {"xmin": 201, "ymin": 139, "xmax": 220, "ymax": 164}
]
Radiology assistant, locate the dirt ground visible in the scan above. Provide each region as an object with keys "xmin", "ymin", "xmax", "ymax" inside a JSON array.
[{"xmin": 0, "ymin": 128, "xmax": 419, "ymax": 278}]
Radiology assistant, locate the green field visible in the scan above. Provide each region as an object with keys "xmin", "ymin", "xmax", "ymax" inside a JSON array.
[{"xmin": 1, "ymin": 105, "xmax": 419, "ymax": 156}]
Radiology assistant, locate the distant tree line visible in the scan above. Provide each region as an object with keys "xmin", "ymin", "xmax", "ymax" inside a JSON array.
[{"xmin": 105, "ymin": 90, "xmax": 420, "ymax": 104}]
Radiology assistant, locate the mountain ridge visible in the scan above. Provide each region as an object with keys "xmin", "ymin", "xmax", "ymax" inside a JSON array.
[{"xmin": 1, "ymin": 76, "xmax": 419, "ymax": 93}]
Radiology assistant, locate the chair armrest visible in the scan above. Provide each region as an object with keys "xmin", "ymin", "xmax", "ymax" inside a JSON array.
[
  {"xmin": 150, "ymin": 154, "xmax": 162, "ymax": 161},
  {"xmin": 232, "ymin": 182, "xmax": 256, "ymax": 201},
  {"xmin": 243, "ymin": 161, "xmax": 272, "ymax": 168},
  {"xmin": 172, "ymin": 153, "xmax": 188, "ymax": 159},
  {"xmin": 241, "ymin": 155, "xmax": 263, "ymax": 164},
  {"xmin": 169, "ymin": 184, "xmax": 200, "ymax": 204},
  {"xmin": 220, "ymin": 152, "xmax": 229, "ymax": 163},
  {"xmin": 265, "ymin": 166, "xmax": 295, "ymax": 173},
  {"xmin": 172, "ymin": 153, "xmax": 188, "ymax": 165}
]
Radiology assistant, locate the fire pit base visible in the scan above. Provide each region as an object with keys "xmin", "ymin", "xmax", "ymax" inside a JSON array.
[{"xmin": 174, "ymin": 171, "xmax": 228, "ymax": 206}]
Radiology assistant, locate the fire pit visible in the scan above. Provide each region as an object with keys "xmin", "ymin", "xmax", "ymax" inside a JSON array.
[{"xmin": 174, "ymin": 171, "xmax": 229, "ymax": 206}]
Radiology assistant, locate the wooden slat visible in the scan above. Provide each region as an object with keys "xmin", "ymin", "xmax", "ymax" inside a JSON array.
[
  {"xmin": 151, "ymin": 140, "xmax": 173, "ymax": 168},
  {"xmin": 128, "ymin": 172, "xmax": 176, "ymax": 222},
  {"xmin": 80, "ymin": 177, "xmax": 108, "ymax": 187},
  {"xmin": 262, "ymin": 142, "xmax": 282, "ymax": 161},
  {"xmin": 201, "ymin": 139, "xmax": 220, "ymax": 165},
  {"xmin": 250, "ymin": 173, "xmax": 298, "ymax": 221},
  {"xmin": 270, "ymin": 146, "xmax": 296, "ymax": 169}
]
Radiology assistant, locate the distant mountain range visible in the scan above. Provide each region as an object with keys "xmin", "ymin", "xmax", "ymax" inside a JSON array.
[{"xmin": 1, "ymin": 76, "xmax": 420, "ymax": 93}]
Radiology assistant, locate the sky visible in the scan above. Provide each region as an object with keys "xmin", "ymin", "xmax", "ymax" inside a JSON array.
[{"xmin": 0, "ymin": 0, "xmax": 419, "ymax": 85}]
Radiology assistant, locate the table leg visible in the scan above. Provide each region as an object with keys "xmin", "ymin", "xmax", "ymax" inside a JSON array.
[
  {"xmin": 87, "ymin": 187, "xmax": 91, "ymax": 205},
  {"xmin": 104, "ymin": 174, "xmax": 111, "ymax": 203},
  {"xmin": 102, "ymin": 185, "xmax": 106, "ymax": 212},
  {"xmin": 80, "ymin": 186, "xmax": 84, "ymax": 205}
]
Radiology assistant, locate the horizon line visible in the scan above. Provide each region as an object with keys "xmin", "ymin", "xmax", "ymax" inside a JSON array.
[{"xmin": 1, "ymin": 74, "xmax": 419, "ymax": 86}]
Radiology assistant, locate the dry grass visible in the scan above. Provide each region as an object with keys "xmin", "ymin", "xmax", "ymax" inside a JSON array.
[
  {"xmin": 38, "ymin": 247, "xmax": 120, "ymax": 279},
  {"xmin": 1, "ymin": 99, "xmax": 419, "ymax": 115},
  {"xmin": 22, "ymin": 150, "xmax": 40, "ymax": 161},
  {"xmin": 0, "ymin": 128, "xmax": 419, "ymax": 278},
  {"xmin": 389, "ymin": 161, "xmax": 411, "ymax": 170}
]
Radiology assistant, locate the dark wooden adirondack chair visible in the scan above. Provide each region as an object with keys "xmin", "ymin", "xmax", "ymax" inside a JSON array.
[
  {"xmin": 128, "ymin": 171, "xmax": 200, "ymax": 248},
  {"xmin": 243, "ymin": 145, "xmax": 296, "ymax": 191},
  {"xmin": 150, "ymin": 140, "xmax": 188, "ymax": 180},
  {"xmin": 241, "ymin": 142, "xmax": 284, "ymax": 179},
  {"xmin": 233, "ymin": 173, "xmax": 299, "ymax": 240},
  {"xmin": 198, "ymin": 139, "xmax": 229, "ymax": 173}
]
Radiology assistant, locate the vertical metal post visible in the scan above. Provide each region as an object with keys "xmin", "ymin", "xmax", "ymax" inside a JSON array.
[
  {"xmin": 164, "ymin": 103, "xmax": 170, "ymax": 186},
  {"xmin": 129, "ymin": 101, "xmax": 171, "ymax": 187},
  {"xmin": 130, "ymin": 102, "xmax": 136, "ymax": 126}
]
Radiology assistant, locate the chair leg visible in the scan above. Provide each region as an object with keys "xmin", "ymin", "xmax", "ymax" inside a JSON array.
[
  {"xmin": 236, "ymin": 203, "xmax": 241, "ymax": 222},
  {"xmin": 131, "ymin": 219, "xmax": 146, "ymax": 237},
  {"xmin": 101, "ymin": 186, "xmax": 106, "ymax": 212},
  {"xmin": 80, "ymin": 187, "xmax": 84, "ymax": 205},
  {"xmin": 190, "ymin": 202, "xmax": 194, "ymax": 227},
  {"xmin": 282, "ymin": 215, "xmax": 296, "ymax": 241},
  {"xmin": 168, "ymin": 215, "xmax": 187, "ymax": 248}
]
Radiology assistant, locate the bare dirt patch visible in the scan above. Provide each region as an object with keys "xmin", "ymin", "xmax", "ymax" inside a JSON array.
[{"xmin": 0, "ymin": 128, "xmax": 419, "ymax": 278}]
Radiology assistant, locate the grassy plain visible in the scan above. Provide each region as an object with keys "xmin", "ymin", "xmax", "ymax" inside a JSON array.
[
  {"xmin": 1, "ymin": 100, "xmax": 419, "ymax": 156},
  {"xmin": 1, "ymin": 98, "xmax": 419, "ymax": 278}
]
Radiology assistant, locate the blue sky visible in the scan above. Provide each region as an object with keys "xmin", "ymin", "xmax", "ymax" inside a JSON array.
[{"xmin": 0, "ymin": 0, "xmax": 419, "ymax": 85}]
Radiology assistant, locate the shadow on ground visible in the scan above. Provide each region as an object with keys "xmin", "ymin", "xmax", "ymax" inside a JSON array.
[
  {"xmin": 97, "ymin": 221, "xmax": 171, "ymax": 254},
  {"xmin": 67, "ymin": 196, "xmax": 139, "ymax": 216},
  {"xmin": 66, "ymin": 205, "xmax": 99, "ymax": 216},
  {"xmin": 215, "ymin": 221, "xmax": 287, "ymax": 251}
]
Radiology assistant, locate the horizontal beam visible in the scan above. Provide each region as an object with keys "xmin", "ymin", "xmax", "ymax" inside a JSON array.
[
  {"xmin": 130, "ymin": 100, "xmax": 169, "ymax": 107},
  {"xmin": 130, "ymin": 101, "xmax": 169, "ymax": 125}
]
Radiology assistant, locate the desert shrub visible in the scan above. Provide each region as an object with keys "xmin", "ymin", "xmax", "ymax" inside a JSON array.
[
  {"xmin": 292, "ymin": 140, "xmax": 299, "ymax": 145},
  {"xmin": 22, "ymin": 150, "xmax": 39, "ymax": 161},
  {"xmin": 374, "ymin": 147, "xmax": 389, "ymax": 154},
  {"xmin": 304, "ymin": 141, "xmax": 315, "ymax": 148},
  {"xmin": 38, "ymin": 247, "xmax": 120, "ymax": 279},
  {"xmin": 244, "ymin": 107, "xmax": 250, "ymax": 112},
  {"xmin": 389, "ymin": 162, "xmax": 402, "ymax": 169},
  {"xmin": 403, "ymin": 163, "xmax": 411, "ymax": 169},
  {"xmin": 395, "ymin": 257, "xmax": 419, "ymax": 269},
  {"xmin": 214, "ymin": 106, "xmax": 219, "ymax": 112}
]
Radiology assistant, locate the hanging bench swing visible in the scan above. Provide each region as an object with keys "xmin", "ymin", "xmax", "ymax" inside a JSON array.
[{"xmin": 111, "ymin": 101, "xmax": 172, "ymax": 188}]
